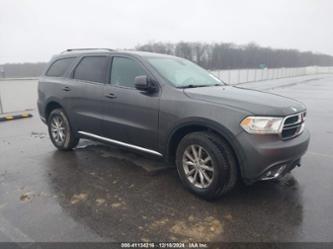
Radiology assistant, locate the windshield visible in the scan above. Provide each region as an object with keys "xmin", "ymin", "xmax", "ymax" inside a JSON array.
[{"xmin": 146, "ymin": 56, "xmax": 224, "ymax": 88}]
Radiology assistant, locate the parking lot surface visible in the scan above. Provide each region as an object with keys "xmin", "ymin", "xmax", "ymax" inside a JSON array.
[{"xmin": 0, "ymin": 75, "xmax": 333, "ymax": 242}]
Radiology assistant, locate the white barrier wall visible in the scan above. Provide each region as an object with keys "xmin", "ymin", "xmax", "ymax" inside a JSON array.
[
  {"xmin": 0, "ymin": 78, "xmax": 38, "ymax": 113},
  {"xmin": 212, "ymin": 66, "xmax": 333, "ymax": 85}
]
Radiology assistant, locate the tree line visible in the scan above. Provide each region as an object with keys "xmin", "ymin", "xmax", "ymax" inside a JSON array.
[
  {"xmin": 136, "ymin": 42, "xmax": 333, "ymax": 70},
  {"xmin": 0, "ymin": 62, "xmax": 46, "ymax": 78},
  {"xmin": 1, "ymin": 42, "xmax": 333, "ymax": 77}
]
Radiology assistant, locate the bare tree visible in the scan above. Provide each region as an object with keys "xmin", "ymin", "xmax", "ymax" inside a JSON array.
[{"xmin": 136, "ymin": 42, "xmax": 333, "ymax": 69}]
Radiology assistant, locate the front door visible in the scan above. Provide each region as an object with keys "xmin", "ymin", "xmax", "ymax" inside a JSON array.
[{"xmin": 102, "ymin": 56, "xmax": 160, "ymax": 151}]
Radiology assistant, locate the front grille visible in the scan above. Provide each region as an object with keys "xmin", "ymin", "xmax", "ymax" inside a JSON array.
[{"xmin": 281, "ymin": 112, "xmax": 306, "ymax": 139}]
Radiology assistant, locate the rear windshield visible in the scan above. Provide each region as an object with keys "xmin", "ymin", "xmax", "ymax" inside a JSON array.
[{"xmin": 46, "ymin": 57, "xmax": 75, "ymax": 77}]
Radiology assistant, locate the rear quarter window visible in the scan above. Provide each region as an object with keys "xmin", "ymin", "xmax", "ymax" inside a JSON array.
[{"xmin": 46, "ymin": 57, "xmax": 75, "ymax": 77}]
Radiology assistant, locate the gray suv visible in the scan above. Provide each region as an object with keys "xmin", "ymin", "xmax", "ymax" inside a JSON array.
[{"xmin": 38, "ymin": 48, "xmax": 310, "ymax": 199}]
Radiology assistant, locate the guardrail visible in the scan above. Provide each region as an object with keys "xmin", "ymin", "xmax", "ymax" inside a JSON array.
[{"xmin": 211, "ymin": 66, "xmax": 333, "ymax": 85}]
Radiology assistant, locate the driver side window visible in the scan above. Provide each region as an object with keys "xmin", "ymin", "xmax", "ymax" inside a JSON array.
[{"xmin": 110, "ymin": 57, "xmax": 146, "ymax": 88}]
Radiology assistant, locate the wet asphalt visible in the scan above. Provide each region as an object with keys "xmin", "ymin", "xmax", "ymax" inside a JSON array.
[{"xmin": 0, "ymin": 75, "xmax": 333, "ymax": 242}]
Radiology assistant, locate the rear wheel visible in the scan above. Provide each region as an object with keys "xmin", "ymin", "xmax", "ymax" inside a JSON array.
[
  {"xmin": 47, "ymin": 108, "xmax": 79, "ymax": 150},
  {"xmin": 176, "ymin": 132, "xmax": 238, "ymax": 200}
]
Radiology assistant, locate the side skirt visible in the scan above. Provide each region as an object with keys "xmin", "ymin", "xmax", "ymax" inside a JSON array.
[{"xmin": 77, "ymin": 131, "xmax": 163, "ymax": 157}]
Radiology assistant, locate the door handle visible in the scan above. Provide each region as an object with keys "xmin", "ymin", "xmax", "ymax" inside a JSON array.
[
  {"xmin": 105, "ymin": 92, "xmax": 117, "ymax": 99},
  {"xmin": 62, "ymin": 86, "xmax": 71, "ymax": 92}
]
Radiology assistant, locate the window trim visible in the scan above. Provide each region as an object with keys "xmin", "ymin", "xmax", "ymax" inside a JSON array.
[
  {"xmin": 45, "ymin": 57, "xmax": 76, "ymax": 78},
  {"xmin": 109, "ymin": 55, "xmax": 150, "ymax": 89},
  {"xmin": 71, "ymin": 55, "xmax": 111, "ymax": 84}
]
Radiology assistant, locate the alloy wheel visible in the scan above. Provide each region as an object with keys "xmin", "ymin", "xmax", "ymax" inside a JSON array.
[
  {"xmin": 182, "ymin": 144, "xmax": 214, "ymax": 189},
  {"xmin": 50, "ymin": 115, "xmax": 66, "ymax": 145}
]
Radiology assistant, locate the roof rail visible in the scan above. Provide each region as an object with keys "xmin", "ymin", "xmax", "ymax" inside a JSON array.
[{"xmin": 61, "ymin": 48, "xmax": 114, "ymax": 54}]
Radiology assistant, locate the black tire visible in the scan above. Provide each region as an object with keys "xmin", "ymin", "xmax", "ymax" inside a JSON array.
[
  {"xmin": 176, "ymin": 131, "xmax": 238, "ymax": 200},
  {"xmin": 47, "ymin": 108, "xmax": 79, "ymax": 150}
]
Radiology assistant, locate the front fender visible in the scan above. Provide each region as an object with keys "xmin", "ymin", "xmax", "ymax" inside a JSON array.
[{"xmin": 162, "ymin": 117, "xmax": 246, "ymax": 176}]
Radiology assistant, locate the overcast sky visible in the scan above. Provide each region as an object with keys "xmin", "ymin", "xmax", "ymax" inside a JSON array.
[{"xmin": 0, "ymin": 0, "xmax": 332, "ymax": 63}]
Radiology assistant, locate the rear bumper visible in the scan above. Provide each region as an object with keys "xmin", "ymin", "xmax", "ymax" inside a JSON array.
[
  {"xmin": 37, "ymin": 99, "xmax": 47, "ymax": 124},
  {"xmin": 237, "ymin": 128, "xmax": 310, "ymax": 183}
]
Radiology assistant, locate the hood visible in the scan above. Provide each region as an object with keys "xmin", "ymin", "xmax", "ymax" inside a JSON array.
[{"xmin": 184, "ymin": 85, "xmax": 306, "ymax": 116}]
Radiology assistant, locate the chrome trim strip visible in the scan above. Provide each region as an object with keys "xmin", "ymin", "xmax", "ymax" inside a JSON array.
[
  {"xmin": 279, "ymin": 111, "xmax": 306, "ymax": 139},
  {"xmin": 284, "ymin": 113, "xmax": 302, "ymax": 126},
  {"xmin": 78, "ymin": 131, "xmax": 163, "ymax": 157}
]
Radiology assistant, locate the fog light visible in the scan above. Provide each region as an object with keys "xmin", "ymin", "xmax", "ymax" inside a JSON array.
[
  {"xmin": 274, "ymin": 165, "xmax": 286, "ymax": 177},
  {"xmin": 261, "ymin": 164, "xmax": 287, "ymax": 180},
  {"xmin": 266, "ymin": 170, "xmax": 273, "ymax": 177}
]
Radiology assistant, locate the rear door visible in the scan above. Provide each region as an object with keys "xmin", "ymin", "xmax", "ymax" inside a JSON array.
[
  {"xmin": 67, "ymin": 55, "xmax": 110, "ymax": 135},
  {"xmin": 102, "ymin": 56, "xmax": 160, "ymax": 151}
]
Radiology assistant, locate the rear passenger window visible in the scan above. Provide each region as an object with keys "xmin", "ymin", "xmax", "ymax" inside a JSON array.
[
  {"xmin": 111, "ymin": 57, "xmax": 146, "ymax": 88},
  {"xmin": 73, "ymin": 56, "xmax": 108, "ymax": 83},
  {"xmin": 46, "ymin": 57, "xmax": 75, "ymax": 77}
]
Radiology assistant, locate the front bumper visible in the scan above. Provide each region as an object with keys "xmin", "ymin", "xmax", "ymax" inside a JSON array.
[{"xmin": 237, "ymin": 128, "xmax": 310, "ymax": 183}]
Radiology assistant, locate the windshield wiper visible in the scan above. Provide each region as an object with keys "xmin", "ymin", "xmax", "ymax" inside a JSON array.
[
  {"xmin": 178, "ymin": 84, "xmax": 213, "ymax": 89},
  {"xmin": 178, "ymin": 83, "xmax": 224, "ymax": 89}
]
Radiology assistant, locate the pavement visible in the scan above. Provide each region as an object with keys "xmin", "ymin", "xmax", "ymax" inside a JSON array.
[{"xmin": 0, "ymin": 75, "xmax": 333, "ymax": 242}]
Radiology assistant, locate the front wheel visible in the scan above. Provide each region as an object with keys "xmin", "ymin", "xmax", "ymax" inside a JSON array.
[
  {"xmin": 176, "ymin": 132, "xmax": 238, "ymax": 200},
  {"xmin": 47, "ymin": 108, "xmax": 79, "ymax": 150}
]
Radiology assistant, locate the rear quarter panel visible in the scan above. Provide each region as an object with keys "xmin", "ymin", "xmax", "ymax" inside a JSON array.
[{"xmin": 38, "ymin": 76, "xmax": 71, "ymax": 121}]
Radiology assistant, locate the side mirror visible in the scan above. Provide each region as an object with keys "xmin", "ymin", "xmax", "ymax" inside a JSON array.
[{"xmin": 134, "ymin": 75, "xmax": 157, "ymax": 92}]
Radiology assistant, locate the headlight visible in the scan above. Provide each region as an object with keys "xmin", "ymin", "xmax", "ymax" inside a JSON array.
[{"xmin": 240, "ymin": 116, "xmax": 283, "ymax": 134}]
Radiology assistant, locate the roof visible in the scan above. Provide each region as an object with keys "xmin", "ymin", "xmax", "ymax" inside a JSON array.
[
  {"xmin": 59, "ymin": 48, "xmax": 175, "ymax": 58},
  {"xmin": 61, "ymin": 48, "xmax": 114, "ymax": 54}
]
